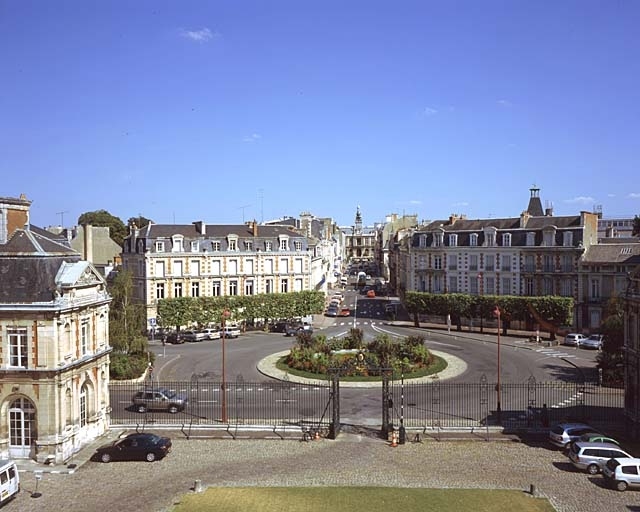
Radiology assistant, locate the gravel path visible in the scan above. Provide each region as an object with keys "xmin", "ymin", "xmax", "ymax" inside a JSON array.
[{"xmin": 9, "ymin": 433, "xmax": 637, "ymax": 512}]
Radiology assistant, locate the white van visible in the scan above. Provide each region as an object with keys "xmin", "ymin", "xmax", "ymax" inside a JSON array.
[{"xmin": 0, "ymin": 459, "xmax": 19, "ymax": 505}]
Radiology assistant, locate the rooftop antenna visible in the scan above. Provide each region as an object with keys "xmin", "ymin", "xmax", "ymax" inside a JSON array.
[
  {"xmin": 56, "ymin": 210, "xmax": 69, "ymax": 227},
  {"xmin": 238, "ymin": 204, "xmax": 252, "ymax": 223},
  {"xmin": 258, "ymin": 188, "xmax": 264, "ymax": 224}
]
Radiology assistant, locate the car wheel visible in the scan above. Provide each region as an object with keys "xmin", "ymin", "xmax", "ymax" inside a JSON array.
[
  {"xmin": 145, "ymin": 452, "xmax": 156, "ymax": 462},
  {"xmin": 587, "ymin": 464, "xmax": 599, "ymax": 475},
  {"xmin": 616, "ymin": 480, "xmax": 628, "ymax": 491},
  {"xmin": 137, "ymin": 405, "xmax": 147, "ymax": 413},
  {"xmin": 168, "ymin": 405, "xmax": 179, "ymax": 414},
  {"xmin": 101, "ymin": 453, "xmax": 112, "ymax": 463}
]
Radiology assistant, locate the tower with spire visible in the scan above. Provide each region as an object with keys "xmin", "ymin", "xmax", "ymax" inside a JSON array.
[{"xmin": 354, "ymin": 205, "xmax": 363, "ymax": 235}]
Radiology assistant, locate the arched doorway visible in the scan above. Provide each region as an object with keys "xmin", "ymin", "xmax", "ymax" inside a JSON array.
[{"xmin": 8, "ymin": 397, "xmax": 36, "ymax": 459}]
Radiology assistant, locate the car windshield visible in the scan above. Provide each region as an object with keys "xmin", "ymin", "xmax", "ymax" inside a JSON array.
[{"xmin": 160, "ymin": 389, "xmax": 176, "ymax": 399}]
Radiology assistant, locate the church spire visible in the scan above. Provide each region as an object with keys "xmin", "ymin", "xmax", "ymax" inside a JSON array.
[{"xmin": 354, "ymin": 205, "xmax": 363, "ymax": 234}]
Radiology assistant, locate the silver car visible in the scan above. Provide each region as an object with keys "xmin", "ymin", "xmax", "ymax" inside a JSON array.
[
  {"xmin": 564, "ymin": 333, "xmax": 586, "ymax": 346},
  {"xmin": 580, "ymin": 334, "xmax": 604, "ymax": 350},
  {"xmin": 568, "ymin": 441, "xmax": 632, "ymax": 474},
  {"xmin": 603, "ymin": 457, "xmax": 640, "ymax": 491},
  {"xmin": 549, "ymin": 422, "xmax": 597, "ymax": 449}
]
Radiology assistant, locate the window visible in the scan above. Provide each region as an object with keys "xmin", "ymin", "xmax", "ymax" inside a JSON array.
[
  {"xmin": 525, "ymin": 277, "xmax": 535, "ymax": 295},
  {"xmin": 448, "ymin": 276, "xmax": 458, "ymax": 293},
  {"xmin": 212, "ymin": 241, "xmax": 221, "ymax": 251},
  {"xmin": 448, "ymin": 255, "xmax": 457, "ymax": 270},
  {"xmin": 172, "ymin": 237, "xmax": 184, "ymax": 252},
  {"xmin": 155, "ymin": 241, "xmax": 165, "ymax": 252},
  {"xmin": 156, "ymin": 283, "xmax": 165, "ymax": 299},
  {"xmin": 294, "ymin": 241, "xmax": 302, "ymax": 251},
  {"xmin": 591, "ymin": 278, "xmax": 600, "ymax": 300},
  {"xmin": 264, "ymin": 259, "xmax": 274, "ymax": 274},
  {"xmin": 280, "ymin": 278, "xmax": 289, "ymax": 293},
  {"xmin": 563, "ymin": 231, "xmax": 573, "ymax": 247},
  {"xmin": 524, "ymin": 255, "xmax": 535, "ymax": 272},
  {"xmin": 543, "ymin": 255, "xmax": 554, "ymax": 272},
  {"xmin": 155, "ymin": 260, "xmax": 165, "ymax": 277},
  {"xmin": 622, "ymin": 465, "xmax": 639, "ymax": 475},
  {"xmin": 434, "ymin": 232, "xmax": 443, "ymax": 247},
  {"xmin": 449, "ymin": 234, "xmax": 457, "ymax": 247},
  {"xmin": 501, "ymin": 255, "xmax": 511, "ymax": 271},
  {"xmin": 280, "ymin": 258, "xmax": 289, "ymax": 273},
  {"xmin": 419, "ymin": 235, "xmax": 427, "ymax": 248},
  {"xmin": 80, "ymin": 384, "xmax": 87, "ymax": 428},
  {"xmin": 469, "ymin": 254, "xmax": 478, "ymax": 271},
  {"xmin": 212, "ymin": 281, "xmax": 221, "ymax": 296},
  {"xmin": 173, "ymin": 260, "xmax": 183, "ymax": 277},
  {"xmin": 433, "ymin": 275, "xmax": 443, "ymax": 292},
  {"xmin": 560, "ymin": 278, "xmax": 572, "ymax": 297},
  {"xmin": 245, "ymin": 259, "xmax": 254, "ymax": 275},
  {"xmin": 485, "ymin": 276, "xmax": 495, "ymax": 294},
  {"xmin": 81, "ymin": 319, "xmax": 90, "ymax": 355},
  {"xmin": 526, "ymin": 232, "xmax": 536, "ymax": 246},
  {"xmin": 265, "ymin": 241, "xmax": 273, "ymax": 251},
  {"xmin": 228, "ymin": 239, "xmax": 237, "ymax": 251},
  {"xmin": 229, "ymin": 280, "xmax": 238, "ymax": 295},
  {"xmin": 502, "ymin": 233, "xmax": 511, "ymax": 247},
  {"xmin": 501, "ymin": 277, "xmax": 511, "ymax": 295},
  {"xmin": 174, "ymin": 282, "xmax": 183, "ymax": 297},
  {"xmin": 294, "ymin": 258, "xmax": 303, "ymax": 273},
  {"xmin": 561, "ymin": 255, "xmax": 573, "ymax": 272},
  {"xmin": 279, "ymin": 238, "xmax": 289, "ymax": 250},
  {"xmin": 542, "ymin": 277, "xmax": 553, "ymax": 295},
  {"xmin": 469, "ymin": 278, "xmax": 478, "ymax": 295},
  {"xmin": 485, "ymin": 255, "xmax": 495, "ymax": 271},
  {"xmin": 245, "ymin": 280, "xmax": 254, "ymax": 295},
  {"xmin": 470, "ymin": 234, "xmax": 478, "ymax": 247},
  {"xmin": 543, "ymin": 229, "xmax": 555, "ymax": 247},
  {"xmin": 190, "ymin": 241, "xmax": 199, "ymax": 252},
  {"xmin": 211, "ymin": 260, "xmax": 221, "ymax": 275},
  {"xmin": 191, "ymin": 281, "xmax": 200, "ymax": 297},
  {"xmin": 228, "ymin": 259, "xmax": 238, "ymax": 275},
  {"xmin": 418, "ymin": 255, "xmax": 426, "ymax": 269},
  {"xmin": 433, "ymin": 256, "xmax": 442, "ymax": 270},
  {"xmin": 265, "ymin": 278, "xmax": 274, "ymax": 293},
  {"xmin": 294, "ymin": 278, "xmax": 303, "ymax": 291},
  {"xmin": 8, "ymin": 327, "xmax": 28, "ymax": 367},
  {"xmin": 485, "ymin": 233, "xmax": 495, "ymax": 247},
  {"xmin": 190, "ymin": 260, "xmax": 200, "ymax": 276},
  {"xmin": 245, "ymin": 241, "xmax": 253, "ymax": 251}
]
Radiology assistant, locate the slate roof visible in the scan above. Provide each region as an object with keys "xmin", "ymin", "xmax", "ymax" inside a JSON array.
[
  {"xmin": 582, "ymin": 242, "xmax": 640, "ymax": 264},
  {"xmin": 1, "ymin": 227, "xmax": 78, "ymax": 256}
]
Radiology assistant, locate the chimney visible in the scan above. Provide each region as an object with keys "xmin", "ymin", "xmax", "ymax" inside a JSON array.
[
  {"xmin": 193, "ymin": 221, "xmax": 206, "ymax": 235},
  {"xmin": 83, "ymin": 224, "xmax": 93, "ymax": 262},
  {"xmin": 0, "ymin": 194, "xmax": 31, "ymax": 244},
  {"xmin": 520, "ymin": 211, "xmax": 530, "ymax": 228},
  {"xmin": 448, "ymin": 214, "xmax": 459, "ymax": 225},
  {"xmin": 253, "ymin": 220, "xmax": 258, "ymax": 237}
]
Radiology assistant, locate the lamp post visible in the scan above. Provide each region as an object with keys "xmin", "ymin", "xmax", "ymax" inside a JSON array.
[
  {"xmin": 353, "ymin": 294, "xmax": 358, "ymax": 329},
  {"xmin": 477, "ymin": 272, "xmax": 484, "ymax": 333},
  {"xmin": 494, "ymin": 305, "xmax": 502, "ymax": 422},
  {"xmin": 221, "ymin": 309, "xmax": 231, "ymax": 423}
]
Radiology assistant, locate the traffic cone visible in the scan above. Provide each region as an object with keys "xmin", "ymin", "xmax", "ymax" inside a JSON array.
[
  {"xmin": 390, "ymin": 431, "xmax": 398, "ymax": 447},
  {"xmin": 314, "ymin": 431, "xmax": 320, "ymax": 441}
]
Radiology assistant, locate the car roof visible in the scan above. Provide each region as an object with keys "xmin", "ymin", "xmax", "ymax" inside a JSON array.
[
  {"xmin": 610, "ymin": 457, "xmax": 640, "ymax": 464},
  {"xmin": 573, "ymin": 441, "xmax": 625, "ymax": 449}
]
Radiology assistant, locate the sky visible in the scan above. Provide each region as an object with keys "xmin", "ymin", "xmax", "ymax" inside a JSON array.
[{"xmin": 1, "ymin": 1, "xmax": 639, "ymax": 230}]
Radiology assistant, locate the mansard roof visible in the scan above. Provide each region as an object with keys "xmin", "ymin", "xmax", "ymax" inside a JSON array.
[
  {"xmin": 1, "ymin": 226, "xmax": 78, "ymax": 256},
  {"xmin": 137, "ymin": 223, "xmax": 306, "ymax": 239},
  {"xmin": 582, "ymin": 242, "xmax": 640, "ymax": 264}
]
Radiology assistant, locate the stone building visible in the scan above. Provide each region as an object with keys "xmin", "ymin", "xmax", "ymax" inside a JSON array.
[
  {"xmin": 0, "ymin": 195, "xmax": 111, "ymax": 463},
  {"xmin": 342, "ymin": 206, "xmax": 377, "ymax": 264}
]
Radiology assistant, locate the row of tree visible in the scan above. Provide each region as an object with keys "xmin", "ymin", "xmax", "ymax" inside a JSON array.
[{"xmin": 156, "ymin": 290, "xmax": 326, "ymax": 330}]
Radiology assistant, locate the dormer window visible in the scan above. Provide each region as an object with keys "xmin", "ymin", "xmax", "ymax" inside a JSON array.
[
  {"xmin": 190, "ymin": 241, "xmax": 199, "ymax": 252},
  {"xmin": 449, "ymin": 234, "xmax": 458, "ymax": 247},
  {"xmin": 171, "ymin": 235, "xmax": 184, "ymax": 252},
  {"xmin": 563, "ymin": 231, "xmax": 573, "ymax": 247},
  {"xmin": 212, "ymin": 241, "xmax": 221, "ymax": 251},
  {"xmin": 434, "ymin": 232, "xmax": 444, "ymax": 247},
  {"xmin": 502, "ymin": 233, "xmax": 511, "ymax": 247},
  {"xmin": 526, "ymin": 232, "xmax": 536, "ymax": 246},
  {"xmin": 470, "ymin": 233, "xmax": 478, "ymax": 247},
  {"xmin": 278, "ymin": 236, "xmax": 289, "ymax": 251},
  {"xmin": 227, "ymin": 236, "xmax": 238, "ymax": 251},
  {"xmin": 265, "ymin": 241, "xmax": 273, "ymax": 252},
  {"xmin": 294, "ymin": 240, "xmax": 302, "ymax": 251},
  {"xmin": 245, "ymin": 241, "xmax": 253, "ymax": 251},
  {"xmin": 419, "ymin": 235, "xmax": 427, "ymax": 248},
  {"xmin": 155, "ymin": 241, "xmax": 165, "ymax": 252}
]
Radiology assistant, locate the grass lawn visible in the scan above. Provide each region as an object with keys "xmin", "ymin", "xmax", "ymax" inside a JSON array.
[{"xmin": 170, "ymin": 487, "xmax": 556, "ymax": 512}]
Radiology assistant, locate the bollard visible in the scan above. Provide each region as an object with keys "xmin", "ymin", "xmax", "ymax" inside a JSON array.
[
  {"xmin": 529, "ymin": 484, "xmax": 539, "ymax": 497},
  {"xmin": 194, "ymin": 480, "xmax": 203, "ymax": 493}
]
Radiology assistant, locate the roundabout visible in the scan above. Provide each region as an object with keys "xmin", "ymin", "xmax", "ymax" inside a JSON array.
[{"xmin": 257, "ymin": 349, "xmax": 468, "ymax": 387}]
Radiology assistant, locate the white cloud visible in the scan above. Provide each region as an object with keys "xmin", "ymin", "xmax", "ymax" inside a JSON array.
[
  {"xmin": 628, "ymin": 192, "xmax": 640, "ymax": 199},
  {"xmin": 564, "ymin": 196, "xmax": 595, "ymax": 204},
  {"xmin": 180, "ymin": 28, "xmax": 216, "ymax": 42},
  {"xmin": 423, "ymin": 107, "xmax": 438, "ymax": 116},
  {"xmin": 242, "ymin": 133, "xmax": 262, "ymax": 143},
  {"xmin": 409, "ymin": 200, "xmax": 422, "ymax": 205},
  {"xmin": 607, "ymin": 193, "xmax": 616, "ymax": 198},
  {"xmin": 497, "ymin": 99, "xmax": 512, "ymax": 107}
]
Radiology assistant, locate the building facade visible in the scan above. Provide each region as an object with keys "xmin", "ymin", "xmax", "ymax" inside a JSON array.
[
  {"xmin": 389, "ymin": 188, "xmax": 600, "ymax": 329},
  {"xmin": 121, "ymin": 220, "xmax": 319, "ymax": 325},
  {"xmin": 624, "ymin": 266, "xmax": 640, "ymax": 438},
  {"xmin": 342, "ymin": 206, "xmax": 377, "ymax": 263},
  {"xmin": 0, "ymin": 195, "xmax": 111, "ymax": 463}
]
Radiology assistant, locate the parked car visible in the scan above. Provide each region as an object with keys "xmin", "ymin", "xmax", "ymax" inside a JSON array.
[
  {"xmin": 339, "ymin": 306, "xmax": 351, "ymax": 317},
  {"xmin": 603, "ymin": 457, "xmax": 640, "ymax": 491},
  {"xmin": 131, "ymin": 388, "xmax": 188, "ymax": 414},
  {"xmin": 285, "ymin": 324, "xmax": 313, "ymax": 337},
  {"xmin": 325, "ymin": 305, "xmax": 339, "ymax": 317},
  {"xmin": 366, "ymin": 289, "xmax": 376, "ymax": 298},
  {"xmin": 222, "ymin": 325, "xmax": 241, "ymax": 338},
  {"xmin": 575, "ymin": 432, "xmax": 620, "ymax": 446},
  {"xmin": 202, "ymin": 328, "xmax": 221, "ymax": 340},
  {"xmin": 165, "ymin": 331, "xmax": 185, "ymax": 344},
  {"xmin": 568, "ymin": 441, "xmax": 632, "ymax": 474},
  {"xmin": 549, "ymin": 422, "xmax": 598, "ymax": 449},
  {"xmin": 580, "ymin": 334, "xmax": 604, "ymax": 350},
  {"xmin": 94, "ymin": 433, "xmax": 172, "ymax": 463},
  {"xmin": 564, "ymin": 333, "xmax": 586, "ymax": 346},
  {"xmin": 181, "ymin": 330, "xmax": 208, "ymax": 342}
]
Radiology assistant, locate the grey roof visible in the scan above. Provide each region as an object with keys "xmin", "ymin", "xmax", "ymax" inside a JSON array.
[
  {"xmin": 582, "ymin": 243, "xmax": 640, "ymax": 264},
  {"xmin": 142, "ymin": 223, "xmax": 304, "ymax": 239},
  {"xmin": 1, "ymin": 227, "xmax": 79, "ymax": 256}
]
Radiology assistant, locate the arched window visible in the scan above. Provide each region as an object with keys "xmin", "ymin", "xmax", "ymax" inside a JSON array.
[
  {"xmin": 9, "ymin": 397, "xmax": 36, "ymax": 458},
  {"xmin": 80, "ymin": 384, "xmax": 88, "ymax": 427}
]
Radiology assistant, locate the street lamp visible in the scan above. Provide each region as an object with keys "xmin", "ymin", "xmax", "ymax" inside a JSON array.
[
  {"xmin": 221, "ymin": 309, "xmax": 231, "ymax": 423},
  {"xmin": 477, "ymin": 272, "xmax": 484, "ymax": 333},
  {"xmin": 493, "ymin": 305, "xmax": 502, "ymax": 422}
]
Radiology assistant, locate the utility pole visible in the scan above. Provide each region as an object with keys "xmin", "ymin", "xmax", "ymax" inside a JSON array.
[
  {"xmin": 56, "ymin": 210, "xmax": 69, "ymax": 227},
  {"xmin": 238, "ymin": 204, "xmax": 251, "ymax": 223}
]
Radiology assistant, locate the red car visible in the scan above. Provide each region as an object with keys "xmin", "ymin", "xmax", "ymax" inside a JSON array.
[{"xmin": 339, "ymin": 307, "xmax": 350, "ymax": 317}]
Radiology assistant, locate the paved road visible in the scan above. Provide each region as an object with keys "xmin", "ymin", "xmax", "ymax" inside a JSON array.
[{"xmin": 9, "ymin": 430, "xmax": 639, "ymax": 512}]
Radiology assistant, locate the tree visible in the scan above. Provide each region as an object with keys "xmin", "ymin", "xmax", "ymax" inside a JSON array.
[
  {"xmin": 127, "ymin": 216, "xmax": 153, "ymax": 229},
  {"xmin": 633, "ymin": 215, "xmax": 640, "ymax": 237},
  {"xmin": 108, "ymin": 269, "xmax": 148, "ymax": 354},
  {"xmin": 78, "ymin": 210, "xmax": 127, "ymax": 247}
]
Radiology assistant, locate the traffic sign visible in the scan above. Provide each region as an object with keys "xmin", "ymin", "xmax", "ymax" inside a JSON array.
[{"xmin": 149, "ymin": 317, "xmax": 156, "ymax": 326}]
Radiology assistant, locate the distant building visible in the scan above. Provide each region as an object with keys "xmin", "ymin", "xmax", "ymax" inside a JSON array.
[
  {"xmin": 0, "ymin": 195, "xmax": 111, "ymax": 463},
  {"xmin": 624, "ymin": 265, "xmax": 640, "ymax": 439},
  {"xmin": 342, "ymin": 206, "xmax": 377, "ymax": 263}
]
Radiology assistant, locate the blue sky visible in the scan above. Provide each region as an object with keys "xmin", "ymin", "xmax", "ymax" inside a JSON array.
[{"xmin": 2, "ymin": 1, "xmax": 639, "ymax": 230}]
